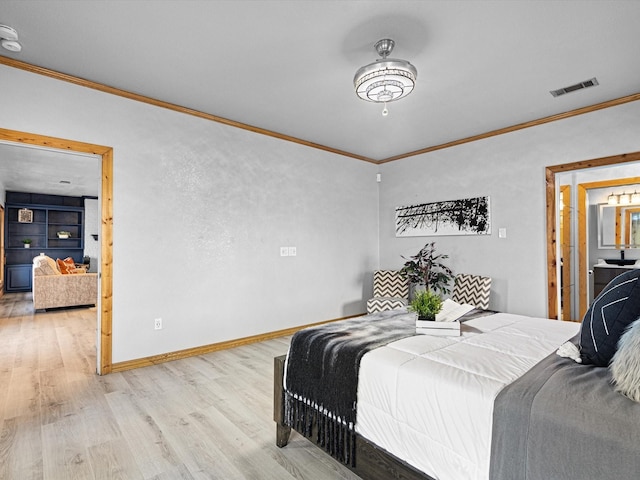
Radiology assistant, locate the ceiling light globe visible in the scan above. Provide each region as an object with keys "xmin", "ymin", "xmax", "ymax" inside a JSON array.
[
  {"xmin": 0, "ymin": 24, "xmax": 19, "ymax": 41},
  {"xmin": 1, "ymin": 39, "xmax": 21, "ymax": 52}
]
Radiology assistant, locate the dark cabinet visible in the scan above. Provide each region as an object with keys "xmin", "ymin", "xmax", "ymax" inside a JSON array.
[
  {"xmin": 6, "ymin": 264, "xmax": 32, "ymax": 292},
  {"xmin": 593, "ymin": 266, "xmax": 633, "ymax": 298},
  {"xmin": 4, "ymin": 192, "xmax": 85, "ymax": 292}
]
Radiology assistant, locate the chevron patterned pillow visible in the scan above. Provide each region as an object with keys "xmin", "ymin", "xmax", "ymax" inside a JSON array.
[{"xmin": 579, "ymin": 269, "xmax": 640, "ymax": 367}]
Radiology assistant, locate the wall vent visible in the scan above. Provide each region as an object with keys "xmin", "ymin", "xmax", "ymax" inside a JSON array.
[{"xmin": 550, "ymin": 77, "xmax": 599, "ymax": 97}]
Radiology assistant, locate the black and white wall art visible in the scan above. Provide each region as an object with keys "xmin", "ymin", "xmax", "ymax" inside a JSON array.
[{"xmin": 396, "ymin": 196, "xmax": 491, "ymax": 237}]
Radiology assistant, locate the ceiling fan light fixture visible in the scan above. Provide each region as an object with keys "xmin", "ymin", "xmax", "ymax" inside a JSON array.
[
  {"xmin": 0, "ymin": 24, "xmax": 18, "ymax": 41},
  {"xmin": 354, "ymin": 38, "xmax": 417, "ymax": 106},
  {"xmin": 0, "ymin": 24, "xmax": 21, "ymax": 52},
  {"xmin": 1, "ymin": 39, "xmax": 21, "ymax": 52}
]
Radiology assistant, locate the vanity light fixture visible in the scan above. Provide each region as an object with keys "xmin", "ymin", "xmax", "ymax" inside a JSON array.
[
  {"xmin": 609, "ymin": 190, "xmax": 640, "ymax": 205},
  {"xmin": 354, "ymin": 38, "xmax": 417, "ymax": 117},
  {"xmin": 619, "ymin": 192, "xmax": 631, "ymax": 205},
  {"xmin": 0, "ymin": 24, "xmax": 22, "ymax": 52}
]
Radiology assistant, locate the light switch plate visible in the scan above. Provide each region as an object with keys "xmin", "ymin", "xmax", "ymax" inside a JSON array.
[
  {"xmin": 280, "ymin": 246, "xmax": 289, "ymax": 256},
  {"xmin": 288, "ymin": 246, "xmax": 297, "ymax": 256}
]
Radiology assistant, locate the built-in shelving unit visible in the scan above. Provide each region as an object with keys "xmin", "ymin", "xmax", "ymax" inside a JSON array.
[{"xmin": 4, "ymin": 191, "xmax": 85, "ymax": 292}]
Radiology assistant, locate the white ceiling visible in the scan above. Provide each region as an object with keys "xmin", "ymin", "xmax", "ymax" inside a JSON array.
[
  {"xmin": 0, "ymin": 142, "xmax": 101, "ymax": 198},
  {"xmin": 1, "ymin": 0, "xmax": 640, "ymax": 195}
]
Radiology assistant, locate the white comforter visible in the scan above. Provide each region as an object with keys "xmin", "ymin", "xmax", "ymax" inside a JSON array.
[{"xmin": 355, "ymin": 312, "xmax": 580, "ymax": 480}]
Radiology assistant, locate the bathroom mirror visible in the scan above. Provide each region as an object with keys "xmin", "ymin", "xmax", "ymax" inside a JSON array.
[{"xmin": 598, "ymin": 203, "xmax": 640, "ymax": 248}]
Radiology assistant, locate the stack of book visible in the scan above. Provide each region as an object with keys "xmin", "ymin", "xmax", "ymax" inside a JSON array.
[
  {"xmin": 415, "ymin": 318, "xmax": 461, "ymax": 336},
  {"xmin": 415, "ymin": 299, "xmax": 475, "ymax": 336}
]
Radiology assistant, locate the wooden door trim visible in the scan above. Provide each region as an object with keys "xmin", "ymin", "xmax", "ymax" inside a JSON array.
[
  {"xmin": 575, "ymin": 177, "xmax": 640, "ymax": 317},
  {"xmin": 546, "ymin": 152, "xmax": 640, "ymax": 319},
  {"xmin": 559, "ymin": 185, "xmax": 572, "ymax": 320},
  {"xmin": 0, "ymin": 128, "xmax": 113, "ymax": 374}
]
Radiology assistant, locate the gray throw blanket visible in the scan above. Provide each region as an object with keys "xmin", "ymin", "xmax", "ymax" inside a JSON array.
[
  {"xmin": 490, "ymin": 337, "xmax": 640, "ymax": 480},
  {"xmin": 284, "ymin": 309, "xmax": 417, "ymax": 465}
]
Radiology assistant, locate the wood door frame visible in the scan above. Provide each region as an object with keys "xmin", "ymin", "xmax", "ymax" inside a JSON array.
[
  {"xmin": 546, "ymin": 151, "xmax": 640, "ymax": 320},
  {"xmin": 574, "ymin": 177, "xmax": 640, "ymax": 318},
  {"xmin": 559, "ymin": 185, "xmax": 572, "ymax": 320},
  {"xmin": 0, "ymin": 128, "xmax": 113, "ymax": 374}
]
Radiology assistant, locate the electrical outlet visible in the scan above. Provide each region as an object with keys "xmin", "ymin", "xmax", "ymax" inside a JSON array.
[
  {"xmin": 288, "ymin": 246, "xmax": 297, "ymax": 256},
  {"xmin": 154, "ymin": 318, "xmax": 162, "ymax": 330},
  {"xmin": 280, "ymin": 246, "xmax": 289, "ymax": 256}
]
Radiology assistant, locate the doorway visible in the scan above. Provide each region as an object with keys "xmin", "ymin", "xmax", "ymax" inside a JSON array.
[
  {"xmin": 0, "ymin": 204, "xmax": 4, "ymax": 294},
  {"xmin": 0, "ymin": 128, "xmax": 113, "ymax": 375},
  {"xmin": 546, "ymin": 150, "xmax": 640, "ymax": 320}
]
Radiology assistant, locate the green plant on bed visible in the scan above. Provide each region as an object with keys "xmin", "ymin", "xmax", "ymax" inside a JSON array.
[
  {"xmin": 400, "ymin": 241, "xmax": 453, "ymax": 295},
  {"xmin": 408, "ymin": 289, "xmax": 443, "ymax": 321}
]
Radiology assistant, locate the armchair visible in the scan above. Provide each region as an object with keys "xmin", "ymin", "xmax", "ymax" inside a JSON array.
[
  {"xmin": 366, "ymin": 270, "xmax": 409, "ymax": 314},
  {"xmin": 450, "ymin": 273, "xmax": 492, "ymax": 310}
]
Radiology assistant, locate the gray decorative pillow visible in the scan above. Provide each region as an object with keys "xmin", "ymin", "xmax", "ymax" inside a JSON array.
[{"xmin": 610, "ymin": 318, "xmax": 640, "ymax": 402}]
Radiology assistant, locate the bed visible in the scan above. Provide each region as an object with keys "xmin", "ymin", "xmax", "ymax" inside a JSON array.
[{"xmin": 273, "ymin": 305, "xmax": 640, "ymax": 480}]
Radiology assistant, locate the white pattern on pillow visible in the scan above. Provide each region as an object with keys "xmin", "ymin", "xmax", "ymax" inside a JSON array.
[{"xmin": 610, "ymin": 317, "xmax": 640, "ymax": 403}]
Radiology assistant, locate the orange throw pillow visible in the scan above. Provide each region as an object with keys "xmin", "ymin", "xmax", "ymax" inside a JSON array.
[
  {"xmin": 57, "ymin": 257, "xmax": 77, "ymax": 274},
  {"xmin": 56, "ymin": 258, "xmax": 70, "ymax": 274}
]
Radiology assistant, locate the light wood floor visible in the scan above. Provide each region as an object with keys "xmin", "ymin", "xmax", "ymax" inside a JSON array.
[{"xmin": 0, "ymin": 292, "xmax": 361, "ymax": 479}]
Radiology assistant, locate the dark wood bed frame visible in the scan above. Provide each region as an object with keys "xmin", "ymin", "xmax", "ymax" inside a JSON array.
[{"xmin": 273, "ymin": 355, "xmax": 435, "ymax": 480}]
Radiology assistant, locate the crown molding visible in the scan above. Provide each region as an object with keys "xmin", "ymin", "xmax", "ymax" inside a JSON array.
[
  {"xmin": 0, "ymin": 56, "xmax": 376, "ymax": 164},
  {"xmin": 379, "ymin": 92, "xmax": 640, "ymax": 164}
]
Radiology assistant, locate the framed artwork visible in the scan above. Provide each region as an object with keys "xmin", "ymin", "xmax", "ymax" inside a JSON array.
[
  {"xmin": 18, "ymin": 208, "xmax": 33, "ymax": 223},
  {"xmin": 396, "ymin": 196, "xmax": 491, "ymax": 237}
]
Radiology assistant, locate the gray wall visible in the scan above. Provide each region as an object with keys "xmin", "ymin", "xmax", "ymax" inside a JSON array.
[
  {"xmin": 379, "ymin": 101, "xmax": 640, "ymax": 317},
  {"xmin": 0, "ymin": 65, "xmax": 379, "ymax": 363},
  {"xmin": 3, "ymin": 62, "xmax": 640, "ymax": 361}
]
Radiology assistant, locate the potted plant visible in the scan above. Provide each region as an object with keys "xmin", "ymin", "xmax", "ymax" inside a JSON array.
[
  {"xmin": 57, "ymin": 231, "xmax": 71, "ymax": 239},
  {"xmin": 408, "ymin": 288, "xmax": 443, "ymax": 321},
  {"xmin": 22, "ymin": 238, "xmax": 32, "ymax": 248},
  {"xmin": 400, "ymin": 242, "xmax": 453, "ymax": 295}
]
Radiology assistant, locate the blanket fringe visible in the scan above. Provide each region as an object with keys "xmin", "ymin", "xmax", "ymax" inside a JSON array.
[{"xmin": 285, "ymin": 393, "xmax": 356, "ymax": 466}]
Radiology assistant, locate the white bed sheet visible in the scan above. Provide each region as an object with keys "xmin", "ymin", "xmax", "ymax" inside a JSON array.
[{"xmin": 355, "ymin": 312, "xmax": 580, "ymax": 480}]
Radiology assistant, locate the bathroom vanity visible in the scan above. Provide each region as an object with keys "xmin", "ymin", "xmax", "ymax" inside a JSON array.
[{"xmin": 593, "ymin": 261, "xmax": 640, "ymax": 298}]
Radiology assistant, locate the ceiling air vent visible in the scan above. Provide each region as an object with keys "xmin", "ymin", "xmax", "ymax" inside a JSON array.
[{"xmin": 550, "ymin": 77, "xmax": 599, "ymax": 97}]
